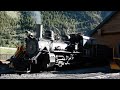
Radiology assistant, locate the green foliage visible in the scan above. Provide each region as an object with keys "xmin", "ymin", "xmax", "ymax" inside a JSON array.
[
  {"xmin": 0, "ymin": 11, "xmax": 19, "ymax": 48},
  {"xmin": 41, "ymin": 11, "xmax": 103, "ymax": 39},
  {"xmin": 18, "ymin": 11, "xmax": 34, "ymax": 30}
]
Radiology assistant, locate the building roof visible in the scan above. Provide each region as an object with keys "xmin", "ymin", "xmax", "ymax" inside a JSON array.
[{"xmin": 85, "ymin": 11, "xmax": 118, "ymax": 37}]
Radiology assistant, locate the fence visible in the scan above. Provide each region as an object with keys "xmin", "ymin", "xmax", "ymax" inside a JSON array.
[{"xmin": 0, "ymin": 54, "xmax": 13, "ymax": 60}]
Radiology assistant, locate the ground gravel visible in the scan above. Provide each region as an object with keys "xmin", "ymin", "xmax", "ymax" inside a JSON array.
[{"xmin": 0, "ymin": 66, "xmax": 120, "ymax": 79}]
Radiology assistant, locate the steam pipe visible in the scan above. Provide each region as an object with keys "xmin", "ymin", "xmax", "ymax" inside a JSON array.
[{"xmin": 30, "ymin": 11, "xmax": 42, "ymax": 39}]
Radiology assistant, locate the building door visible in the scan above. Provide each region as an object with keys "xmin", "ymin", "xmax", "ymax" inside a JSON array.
[{"xmin": 117, "ymin": 43, "xmax": 120, "ymax": 57}]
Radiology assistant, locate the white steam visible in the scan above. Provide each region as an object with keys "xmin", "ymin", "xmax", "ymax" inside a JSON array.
[{"xmin": 30, "ymin": 11, "xmax": 41, "ymax": 24}]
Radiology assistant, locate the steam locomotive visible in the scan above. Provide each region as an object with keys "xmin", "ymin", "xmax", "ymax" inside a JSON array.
[{"xmin": 8, "ymin": 24, "xmax": 113, "ymax": 73}]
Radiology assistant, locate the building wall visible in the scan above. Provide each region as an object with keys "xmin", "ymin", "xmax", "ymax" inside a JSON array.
[{"xmin": 92, "ymin": 12, "xmax": 120, "ymax": 57}]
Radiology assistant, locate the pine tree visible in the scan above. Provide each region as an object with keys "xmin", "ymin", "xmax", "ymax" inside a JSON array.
[{"xmin": 18, "ymin": 11, "xmax": 34, "ymax": 30}]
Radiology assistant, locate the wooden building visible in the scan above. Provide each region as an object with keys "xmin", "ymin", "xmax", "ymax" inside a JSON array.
[{"xmin": 88, "ymin": 11, "xmax": 120, "ymax": 58}]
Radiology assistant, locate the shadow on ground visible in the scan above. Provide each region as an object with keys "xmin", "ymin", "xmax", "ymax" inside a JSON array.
[
  {"xmin": 1, "ymin": 63, "xmax": 120, "ymax": 75},
  {"xmin": 51, "ymin": 65, "xmax": 120, "ymax": 74}
]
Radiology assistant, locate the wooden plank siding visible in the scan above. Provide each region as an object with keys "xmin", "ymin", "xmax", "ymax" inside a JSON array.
[{"xmin": 92, "ymin": 11, "xmax": 120, "ymax": 57}]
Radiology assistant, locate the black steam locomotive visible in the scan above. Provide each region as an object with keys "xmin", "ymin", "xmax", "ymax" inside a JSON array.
[{"xmin": 8, "ymin": 24, "xmax": 113, "ymax": 73}]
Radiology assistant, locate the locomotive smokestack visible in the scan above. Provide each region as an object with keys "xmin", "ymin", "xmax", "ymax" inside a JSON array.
[
  {"xmin": 35, "ymin": 24, "xmax": 43, "ymax": 39},
  {"xmin": 30, "ymin": 11, "xmax": 43, "ymax": 39}
]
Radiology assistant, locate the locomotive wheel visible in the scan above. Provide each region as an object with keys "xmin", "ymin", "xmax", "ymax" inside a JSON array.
[
  {"xmin": 30, "ymin": 61, "xmax": 48, "ymax": 73},
  {"xmin": 37, "ymin": 52, "xmax": 49, "ymax": 71},
  {"xmin": 30, "ymin": 63, "xmax": 40, "ymax": 73},
  {"xmin": 38, "ymin": 60, "xmax": 47, "ymax": 71}
]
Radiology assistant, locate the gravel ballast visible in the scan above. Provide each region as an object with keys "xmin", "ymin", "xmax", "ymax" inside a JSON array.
[{"xmin": 0, "ymin": 66, "xmax": 120, "ymax": 79}]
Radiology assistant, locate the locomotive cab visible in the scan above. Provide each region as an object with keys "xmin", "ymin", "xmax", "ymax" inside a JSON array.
[{"xmin": 66, "ymin": 33, "xmax": 84, "ymax": 52}]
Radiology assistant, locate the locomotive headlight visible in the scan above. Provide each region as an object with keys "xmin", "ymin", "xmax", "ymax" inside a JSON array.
[{"xmin": 26, "ymin": 39, "xmax": 39, "ymax": 57}]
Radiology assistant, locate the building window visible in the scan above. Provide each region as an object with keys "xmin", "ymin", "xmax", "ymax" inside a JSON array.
[{"xmin": 98, "ymin": 29, "xmax": 101, "ymax": 36}]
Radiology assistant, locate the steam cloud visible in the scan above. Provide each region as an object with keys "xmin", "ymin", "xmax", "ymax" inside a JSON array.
[{"xmin": 30, "ymin": 11, "xmax": 41, "ymax": 24}]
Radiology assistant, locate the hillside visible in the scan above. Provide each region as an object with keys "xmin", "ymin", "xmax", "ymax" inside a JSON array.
[
  {"xmin": 41, "ymin": 11, "xmax": 112, "ymax": 36},
  {"xmin": 0, "ymin": 11, "xmax": 112, "ymax": 47}
]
